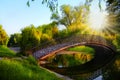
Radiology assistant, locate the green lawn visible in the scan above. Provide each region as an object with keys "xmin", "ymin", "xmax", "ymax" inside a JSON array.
[
  {"xmin": 0, "ymin": 58, "xmax": 63, "ymax": 80},
  {"xmin": 67, "ymin": 46, "xmax": 95, "ymax": 54},
  {"xmin": 0, "ymin": 45, "xmax": 63, "ymax": 80},
  {"xmin": 0, "ymin": 45, "xmax": 16, "ymax": 57}
]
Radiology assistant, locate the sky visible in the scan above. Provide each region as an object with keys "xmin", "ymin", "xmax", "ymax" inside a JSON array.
[{"xmin": 0, "ymin": 0, "xmax": 106, "ymax": 35}]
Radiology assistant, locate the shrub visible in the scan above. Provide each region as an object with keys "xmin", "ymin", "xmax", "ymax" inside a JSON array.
[{"xmin": 25, "ymin": 55, "xmax": 38, "ymax": 65}]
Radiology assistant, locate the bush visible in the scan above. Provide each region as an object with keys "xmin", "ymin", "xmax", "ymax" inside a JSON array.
[{"xmin": 25, "ymin": 55, "xmax": 38, "ymax": 65}]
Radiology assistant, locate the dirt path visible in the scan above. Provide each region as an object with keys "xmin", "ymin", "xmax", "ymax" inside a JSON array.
[{"xmin": 0, "ymin": 57, "xmax": 2, "ymax": 60}]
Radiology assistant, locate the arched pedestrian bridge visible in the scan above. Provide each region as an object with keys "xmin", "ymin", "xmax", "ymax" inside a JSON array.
[
  {"xmin": 32, "ymin": 34, "xmax": 116, "ymax": 80},
  {"xmin": 32, "ymin": 34, "xmax": 116, "ymax": 60}
]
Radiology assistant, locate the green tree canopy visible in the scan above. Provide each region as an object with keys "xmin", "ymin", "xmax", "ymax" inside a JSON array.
[
  {"xmin": 107, "ymin": 0, "xmax": 120, "ymax": 33},
  {"xmin": 20, "ymin": 25, "xmax": 42, "ymax": 53},
  {"xmin": 8, "ymin": 33, "xmax": 21, "ymax": 47},
  {"xmin": 0, "ymin": 25, "xmax": 9, "ymax": 46},
  {"xmin": 37, "ymin": 21, "xmax": 59, "ymax": 38},
  {"xmin": 51, "ymin": 4, "xmax": 89, "ymax": 34}
]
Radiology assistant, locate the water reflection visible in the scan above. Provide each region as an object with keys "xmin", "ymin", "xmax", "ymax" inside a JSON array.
[
  {"xmin": 79, "ymin": 54, "xmax": 120, "ymax": 80},
  {"xmin": 41, "ymin": 45, "xmax": 95, "ymax": 68},
  {"xmin": 45, "ymin": 52, "xmax": 94, "ymax": 67},
  {"xmin": 87, "ymin": 54, "xmax": 120, "ymax": 80},
  {"xmin": 94, "ymin": 76, "xmax": 103, "ymax": 80},
  {"xmin": 102, "ymin": 54, "xmax": 120, "ymax": 80},
  {"xmin": 40, "ymin": 45, "xmax": 119, "ymax": 80}
]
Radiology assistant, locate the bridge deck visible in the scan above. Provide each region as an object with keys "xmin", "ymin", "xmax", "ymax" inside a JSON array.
[{"xmin": 32, "ymin": 35, "xmax": 115, "ymax": 60}]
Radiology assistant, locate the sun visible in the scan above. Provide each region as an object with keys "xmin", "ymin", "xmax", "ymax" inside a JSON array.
[{"xmin": 88, "ymin": 11, "xmax": 107, "ymax": 31}]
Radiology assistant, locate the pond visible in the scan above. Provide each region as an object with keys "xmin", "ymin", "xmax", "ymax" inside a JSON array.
[
  {"xmin": 41, "ymin": 46, "xmax": 95, "ymax": 67},
  {"xmin": 40, "ymin": 44, "xmax": 118, "ymax": 80},
  {"xmin": 90, "ymin": 54, "xmax": 120, "ymax": 80},
  {"xmin": 101, "ymin": 54, "xmax": 120, "ymax": 80}
]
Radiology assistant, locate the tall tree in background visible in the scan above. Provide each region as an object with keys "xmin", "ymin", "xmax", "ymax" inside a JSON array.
[
  {"xmin": 51, "ymin": 4, "xmax": 89, "ymax": 33},
  {"xmin": 107, "ymin": 0, "xmax": 120, "ymax": 13},
  {"xmin": 19, "ymin": 21, "xmax": 59, "ymax": 54},
  {"xmin": 27, "ymin": 0, "xmax": 118, "ymax": 12},
  {"xmin": 0, "ymin": 25, "xmax": 9, "ymax": 46},
  {"xmin": 107, "ymin": 0, "xmax": 120, "ymax": 32},
  {"xmin": 106, "ymin": 0, "xmax": 120, "ymax": 49},
  {"xmin": 20, "ymin": 25, "xmax": 41, "ymax": 53},
  {"xmin": 38, "ymin": 21, "xmax": 59, "ymax": 38},
  {"xmin": 8, "ymin": 33, "xmax": 21, "ymax": 47},
  {"xmin": 37, "ymin": 21, "xmax": 58, "ymax": 46},
  {"xmin": 102, "ymin": 1, "xmax": 120, "ymax": 79},
  {"xmin": 27, "ymin": 0, "xmax": 100, "ymax": 12}
]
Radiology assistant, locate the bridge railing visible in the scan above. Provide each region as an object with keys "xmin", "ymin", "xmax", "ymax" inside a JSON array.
[
  {"xmin": 33, "ymin": 34, "xmax": 114, "ymax": 51},
  {"xmin": 32, "ymin": 34, "xmax": 116, "ymax": 59}
]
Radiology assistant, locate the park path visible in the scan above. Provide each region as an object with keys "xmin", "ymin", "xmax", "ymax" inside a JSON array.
[
  {"xmin": 9, "ymin": 47, "xmax": 20, "ymax": 53},
  {"xmin": 40, "ymin": 66, "xmax": 73, "ymax": 80},
  {"xmin": 0, "ymin": 57, "xmax": 2, "ymax": 60}
]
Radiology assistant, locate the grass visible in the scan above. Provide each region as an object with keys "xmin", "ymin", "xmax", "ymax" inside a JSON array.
[
  {"xmin": 67, "ymin": 46, "xmax": 95, "ymax": 54},
  {"xmin": 0, "ymin": 45, "xmax": 63, "ymax": 80},
  {"xmin": 0, "ymin": 58, "xmax": 63, "ymax": 80},
  {"xmin": 0, "ymin": 45, "xmax": 16, "ymax": 57}
]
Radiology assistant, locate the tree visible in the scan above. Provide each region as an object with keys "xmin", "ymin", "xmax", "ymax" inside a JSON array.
[
  {"xmin": 37, "ymin": 21, "xmax": 58, "ymax": 46},
  {"xmin": 106, "ymin": 0, "xmax": 120, "ymax": 49},
  {"xmin": 38, "ymin": 21, "xmax": 59, "ymax": 38},
  {"xmin": 27, "ymin": 0, "xmax": 103, "ymax": 12},
  {"xmin": 40, "ymin": 33, "xmax": 56, "ymax": 47},
  {"xmin": 51, "ymin": 4, "xmax": 89, "ymax": 34},
  {"xmin": 106, "ymin": 0, "xmax": 120, "ymax": 33},
  {"xmin": 20, "ymin": 25, "xmax": 42, "ymax": 53},
  {"xmin": 0, "ymin": 25, "xmax": 9, "ymax": 46},
  {"xmin": 27, "ymin": 0, "xmax": 58, "ymax": 12},
  {"xmin": 107, "ymin": 0, "xmax": 120, "ymax": 13},
  {"xmin": 8, "ymin": 33, "xmax": 21, "ymax": 47}
]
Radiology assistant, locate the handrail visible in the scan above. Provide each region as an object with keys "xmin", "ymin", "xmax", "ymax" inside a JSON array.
[
  {"xmin": 32, "ymin": 34, "xmax": 116, "ymax": 59},
  {"xmin": 31, "ymin": 34, "xmax": 115, "ymax": 53}
]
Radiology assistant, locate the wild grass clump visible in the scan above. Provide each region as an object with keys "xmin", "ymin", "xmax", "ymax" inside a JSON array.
[
  {"xmin": 0, "ymin": 58, "xmax": 63, "ymax": 80},
  {"xmin": 0, "ymin": 45, "xmax": 16, "ymax": 57},
  {"xmin": 25, "ymin": 55, "xmax": 38, "ymax": 65}
]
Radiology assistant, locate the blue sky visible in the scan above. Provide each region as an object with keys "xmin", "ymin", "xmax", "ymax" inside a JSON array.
[{"xmin": 0, "ymin": 0, "xmax": 106, "ymax": 35}]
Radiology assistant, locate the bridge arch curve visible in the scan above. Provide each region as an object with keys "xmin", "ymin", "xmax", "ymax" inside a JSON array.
[
  {"xmin": 32, "ymin": 34, "xmax": 116, "ymax": 60},
  {"xmin": 32, "ymin": 34, "xmax": 116, "ymax": 79}
]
